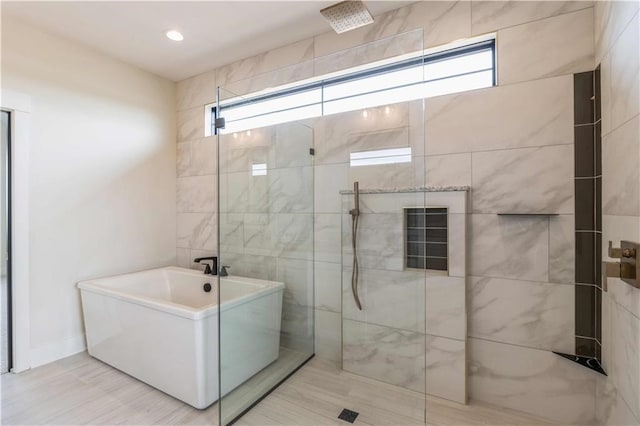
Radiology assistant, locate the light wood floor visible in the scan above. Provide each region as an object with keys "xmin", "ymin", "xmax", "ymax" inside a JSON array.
[{"xmin": 1, "ymin": 351, "xmax": 555, "ymax": 425}]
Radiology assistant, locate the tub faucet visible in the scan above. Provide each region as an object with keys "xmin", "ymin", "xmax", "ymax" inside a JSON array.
[
  {"xmin": 194, "ymin": 256, "xmax": 217, "ymax": 276},
  {"xmin": 220, "ymin": 265, "xmax": 231, "ymax": 277}
]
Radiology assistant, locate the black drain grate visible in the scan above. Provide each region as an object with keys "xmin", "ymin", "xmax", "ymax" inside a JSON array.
[{"xmin": 338, "ymin": 408, "xmax": 359, "ymax": 423}]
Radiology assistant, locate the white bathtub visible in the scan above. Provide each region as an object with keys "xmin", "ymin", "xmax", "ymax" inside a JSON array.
[{"xmin": 78, "ymin": 266, "xmax": 284, "ymax": 409}]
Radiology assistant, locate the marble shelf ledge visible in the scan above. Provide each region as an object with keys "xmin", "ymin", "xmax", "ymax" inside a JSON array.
[{"xmin": 339, "ymin": 186, "xmax": 470, "ymax": 195}]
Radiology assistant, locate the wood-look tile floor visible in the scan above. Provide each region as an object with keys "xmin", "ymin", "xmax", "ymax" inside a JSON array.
[{"xmin": 1, "ymin": 352, "xmax": 555, "ymax": 425}]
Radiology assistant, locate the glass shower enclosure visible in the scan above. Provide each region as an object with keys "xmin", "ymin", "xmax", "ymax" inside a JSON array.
[{"xmin": 216, "ymin": 87, "xmax": 315, "ymax": 425}]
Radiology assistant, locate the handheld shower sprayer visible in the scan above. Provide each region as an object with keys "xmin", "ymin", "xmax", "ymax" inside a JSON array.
[{"xmin": 349, "ymin": 182, "xmax": 363, "ymax": 311}]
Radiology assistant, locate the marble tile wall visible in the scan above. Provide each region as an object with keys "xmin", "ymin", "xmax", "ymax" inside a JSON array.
[
  {"xmin": 174, "ymin": 1, "xmax": 603, "ymax": 423},
  {"xmin": 341, "ymin": 190, "xmax": 468, "ymax": 404},
  {"xmin": 594, "ymin": 1, "xmax": 640, "ymax": 425}
]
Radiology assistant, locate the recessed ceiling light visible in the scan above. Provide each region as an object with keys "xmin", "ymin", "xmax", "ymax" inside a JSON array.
[{"xmin": 165, "ymin": 30, "xmax": 184, "ymax": 41}]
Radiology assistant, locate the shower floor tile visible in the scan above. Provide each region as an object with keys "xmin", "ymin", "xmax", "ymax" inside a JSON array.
[{"xmin": 1, "ymin": 351, "xmax": 555, "ymax": 425}]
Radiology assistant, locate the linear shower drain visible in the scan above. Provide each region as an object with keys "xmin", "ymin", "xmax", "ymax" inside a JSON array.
[{"xmin": 338, "ymin": 408, "xmax": 359, "ymax": 423}]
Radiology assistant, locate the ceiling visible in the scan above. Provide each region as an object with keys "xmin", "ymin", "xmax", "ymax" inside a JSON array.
[{"xmin": 2, "ymin": 1, "xmax": 413, "ymax": 81}]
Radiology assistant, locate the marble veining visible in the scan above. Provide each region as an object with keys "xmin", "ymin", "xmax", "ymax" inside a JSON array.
[
  {"xmin": 340, "ymin": 185, "xmax": 469, "ymax": 194},
  {"xmin": 425, "ymin": 335, "xmax": 467, "ymax": 404},
  {"xmin": 342, "ymin": 267, "xmax": 425, "ymax": 332},
  {"xmin": 469, "ymin": 338, "xmax": 596, "ymax": 425},
  {"xmin": 471, "ymin": 144, "xmax": 574, "ymax": 214},
  {"xmin": 609, "ymin": 12, "xmax": 639, "ymax": 131},
  {"xmin": 470, "ymin": 214, "xmax": 549, "ymax": 282},
  {"xmin": 497, "ymin": 8, "xmax": 594, "ymax": 86},
  {"xmin": 425, "ymin": 276, "xmax": 466, "ymax": 340},
  {"xmin": 216, "ymin": 38, "xmax": 314, "ymax": 88},
  {"xmin": 469, "ymin": 276, "xmax": 574, "ymax": 353},
  {"xmin": 425, "ymin": 75, "xmax": 573, "ymax": 155},
  {"xmin": 602, "ymin": 116, "xmax": 640, "ymax": 216},
  {"xmin": 343, "ymin": 319, "xmax": 426, "ymax": 393},
  {"xmin": 471, "ymin": 1, "xmax": 593, "ymax": 35}
]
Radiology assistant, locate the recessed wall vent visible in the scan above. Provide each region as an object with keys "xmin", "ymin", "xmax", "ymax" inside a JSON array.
[
  {"xmin": 320, "ymin": 1, "xmax": 374, "ymax": 34},
  {"xmin": 405, "ymin": 207, "xmax": 448, "ymax": 271}
]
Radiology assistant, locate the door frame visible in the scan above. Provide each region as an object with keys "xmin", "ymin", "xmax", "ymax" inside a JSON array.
[{"xmin": 2, "ymin": 90, "xmax": 31, "ymax": 373}]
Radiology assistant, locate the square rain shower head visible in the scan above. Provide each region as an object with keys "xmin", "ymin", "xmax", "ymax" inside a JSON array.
[{"xmin": 320, "ymin": 1, "xmax": 374, "ymax": 34}]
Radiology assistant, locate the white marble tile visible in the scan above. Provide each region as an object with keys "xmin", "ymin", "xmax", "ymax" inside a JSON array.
[
  {"xmin": 469, "ymin": 276, "xmax": 574, "ymax": 353},
  {"xmin": 176, "ymin": 175, "xmax": 216, "ymax": 213},
  {"xmin": 219, "ymin": 170, "xmax": 266, "ymax": 214},
  {"xmin": 218, "ymin": 127, "xmax": 275, "ymax": 174},
  {"xmin": 472, "ymin": 145, "xmax": 574, "ymax": 214},
  {"xmin": 314, "ymin": 213, "xmax": 341, "ymax": 264},
  {"xmin": 425, "ymin": 276, "xmax": 466, "ymax": 340},
  {"xmin": 274, "ymin": 122, "xmax": 313, "ymax": 169},
  {"xmin": 470, "ymin": 214, "xmax": 549, "ymax": 281},
  {"xmin": 596, "ymin": 373, "xmax": 640, "ymax": 426},
  {"xmin": 315, "ymin": 163, "xmax": 348, "ymax": 214},
  {"xmin": 425, "ymin": 76, "xmax": 573, "ymax": 155},
  {"xmin": 315, "ymin": 309, "xmax": 342, "ymax": 362},
  {"xmin": 601, "ymin": 291, "xmax": 613, "ymax": 373},
  {"xmin": 549, "ymin": 215, "xmax": 575, "ymax": 284},
  {"xmin": 216, "ymin": 38, "xmax": 314, "ymax": 88},
  {"xmin": 424, "ymin": 191, "xmax": 468, "ymax": 215},
  {"xmin": 469, "ymin": 338, "xmax": 596, "ymax": 425},
  {"xmin": 242, "ymin": 213, "xmax": 275, "ymax": 257},
  {"xmin": 276, "ymin": 213, "xmax": 314, "ymax": 260},
  {"xmin": 176, "ymin": 69, "xmax": 216, "ymax": 111},
  {"xmin": 610, "ymin": 299, "xmax": 640, "ymax": 419},
  {"xmin": 594, "ymin": 0, "xmax": 640, "ymax": 63},
  {"xmin": 600, "ymin": 52, "xmax": 613, "ymax": 136},
  {"xmin": 220, "ymin": 252, "xmax": 277, "ymax": 282},
  {"xmin": 176, "ymin": 247, "xmax": 190, "ymax": 268},
  {"xmin": 177, "ymin": 106, "xmax": 205, "ymax": 142},
  {"xmin": 348, "ymin": 191, "xmax": 431, "ymax": 214},
  {"xmin": 342, "ymin": 212, "xmax": 405, "ymax": 272},
  {"xmin": 314, "ymin": 28, "xmax": 423, "ymax": 77},
  {"xmin": 425, "ymin": 336, "xmax": 466, "ymax": 404},
  {"xmin": 343, "ymin": 319, "xmax": 425, "ymax": 393},
  {"xmin": 277, "ymin": 257, "xmax": 314, "ymax": 308},
  {"xmin": 314, "ymin": 104, "xmax": 410, "ymax": 165},
  {"xmin": 609, "ymin": 12, "xmax": 639, "ymax": 131},
  {"xmin": 608, "ymin": 279, "xmax": 640, "ymax": 323},
  {"xmin": 448, "ymin": 213, "xmax": 467, "ymax": 278},
  {"xmin": 269, "ymin": 167, "xmax": 314, "ymax": 214},
  {"xmin": 219, "ymin": 213, "xmax": 244, "ymax": 253},
  {"xmin": 342, "ymin": 267, "xmax": 425, "ymax": 333},
  {"xmin": 314, "ymin": 261, "xmax": 342, "ymax": 314},
  {"xmin": 177, "ymin": 138, "xmax": 216, "ymax": 177},
  {"xmin": 471, "ymin": 1, "xmax": 593, "ymax": 35},
  {"xmin": 314, "ymin": 1, "xmax": 470, "ymax": 58},
  {"xmin": 349, "ymin": 156, "xmax": 425, "ymax": 192},
  {"xmin": 177, "ymin": 213, "xmax": 217, "ymax": 251},
  {"xmin": 497, "ymin": 8, "xmax": 594, "ymax": 85},
  {"xmin": 602, "ymin": 116, "xmax": 640, "ymax": 216},
  {"xmin": 425, "ymin": 153, "xmax": 471, "ymax": 187}
]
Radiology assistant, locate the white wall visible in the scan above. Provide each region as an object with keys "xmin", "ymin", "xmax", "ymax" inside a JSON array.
[{"xmin": 1, "ymin": 17, "xmax": 177, "ymax": 367}]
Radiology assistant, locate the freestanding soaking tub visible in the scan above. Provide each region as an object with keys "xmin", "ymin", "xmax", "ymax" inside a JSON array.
[{"xmin": 78, "ymin": 266, "xmax": 284, "ymax": 409}]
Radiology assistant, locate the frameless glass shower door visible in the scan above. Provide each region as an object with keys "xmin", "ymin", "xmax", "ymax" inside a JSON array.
[{"xmin": 216, "ymin": 87, "xmax": 315, "ymax": 425}]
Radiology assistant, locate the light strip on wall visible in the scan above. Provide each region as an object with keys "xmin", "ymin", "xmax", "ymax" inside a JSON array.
[
  {"xmin": 350, "ymin": 147, "xmax": 412, "ymax": 167},
  {"xmin": 252, "ymin": 163, "xmax": 267, "ymax": 176}
]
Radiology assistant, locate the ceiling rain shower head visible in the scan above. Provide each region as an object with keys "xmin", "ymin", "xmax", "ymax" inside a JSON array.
[{"xmin": 320, "ymin": 0, "xmax": 374, "ymax": 34}]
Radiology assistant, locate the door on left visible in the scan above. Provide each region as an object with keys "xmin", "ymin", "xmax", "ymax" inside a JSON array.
[{"xmin": 1, "ymin": 110, "xmax": 10, "ymax": 374}]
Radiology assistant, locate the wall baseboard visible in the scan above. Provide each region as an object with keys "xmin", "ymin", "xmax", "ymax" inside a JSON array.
[{"xmin": 29, "ymin": 333, "xmax": 86, "ymax": 369}]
